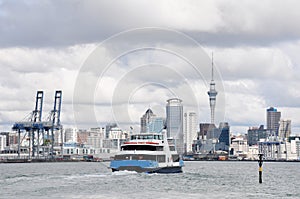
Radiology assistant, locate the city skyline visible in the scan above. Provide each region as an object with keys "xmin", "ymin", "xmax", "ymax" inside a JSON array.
[{"xmin": 0, "ymin": 1, "xmax": 300, "ymax": 134}]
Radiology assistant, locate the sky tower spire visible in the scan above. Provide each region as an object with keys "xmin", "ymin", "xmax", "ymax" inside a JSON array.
[
  {"xmin": 211, "ymin": 52, "xmax": 214, "ymax": 81},
  {"xmin": 207, "ymin": 52, "xmax": 218, "ymax": 124}
]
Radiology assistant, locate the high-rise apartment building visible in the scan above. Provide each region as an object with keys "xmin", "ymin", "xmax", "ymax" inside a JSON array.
[
  {"xmin": 166, "ymin": 98, "xmax": 184, "ymax": 155},
  {"xmin": 184, "ymin": 111, "xmax": 197, "ymax": 153},
  {"xmin": 266, "ymin": 107, "xmax": 281, "ymax": 134}
]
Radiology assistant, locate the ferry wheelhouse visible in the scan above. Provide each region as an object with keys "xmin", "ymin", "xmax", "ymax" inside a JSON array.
[{"xmin": 110, "ymin": 130, "xmax": 184, "ymax": 173}]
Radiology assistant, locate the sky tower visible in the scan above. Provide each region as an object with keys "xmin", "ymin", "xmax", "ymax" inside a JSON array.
[{"xmin": 207, "ymin": 53, "xmax": 218, "ymax": 124}]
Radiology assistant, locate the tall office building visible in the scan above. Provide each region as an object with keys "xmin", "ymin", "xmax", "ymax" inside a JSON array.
[
  {"xmin": 266, "ymin": 107, "xmax": 281, "ymax": 135},
  {"xmin": 140, "ymin": 108, "xmax": 165, "ymax": 133},
  {"xmin": 140, "ymin": 108, "xmax": 156, "ymax": 133},
  {"xmin": 148, "ymin": 117, "xmax": 165, "ymax": 133},
  {"xmin": 184, "ymin": 111, "xmax": 197, "ymax": 153},
  {"xmin": 218, "ymin": 122, "xmax": 230, "ymax": 149},
  {"xmin": 207, "ymin": 53, "xmax": 218, "ymax": 125},
  {"xmin": 278, "ymin": 119, "xmax": 291, "ymax": 140},
  {"xmin": 166, "ymin": 98, "xmax": 184, "ymax": 155}
]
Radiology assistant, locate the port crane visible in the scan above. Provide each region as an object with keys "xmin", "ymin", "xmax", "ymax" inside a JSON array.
[{"xmin": 12, "ymin": 90, "xmax": 62, "ymax": 159}]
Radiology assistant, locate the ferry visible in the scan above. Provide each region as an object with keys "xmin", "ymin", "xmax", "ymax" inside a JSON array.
[{"xmin": 109, "ymin": 130, "xmax": 184, "ymax": 173}]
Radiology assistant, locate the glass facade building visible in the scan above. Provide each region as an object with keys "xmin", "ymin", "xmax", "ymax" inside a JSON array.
[
  {"xmin": 148, "ymin": 117, "xmax": 165, "ymax": 133},
  {"xmin": 166, "ymin": 98, "xmax": 184, "ymax": 155}
]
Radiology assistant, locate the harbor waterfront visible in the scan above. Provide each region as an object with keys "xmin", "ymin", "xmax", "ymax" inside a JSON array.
[{"xmin": 0, "ymin": 161, "xmax": 299, "ymax": 198}]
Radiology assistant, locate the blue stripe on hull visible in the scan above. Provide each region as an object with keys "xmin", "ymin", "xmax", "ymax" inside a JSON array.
[{"xmin": 110, "ymin": 160, "xmax": 183, "ymax": 174}]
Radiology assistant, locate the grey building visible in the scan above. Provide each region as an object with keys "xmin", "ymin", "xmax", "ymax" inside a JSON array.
[
  {"xmin": 166, "ymin": 98, "xmax": 184, "ymax": 155},
  {"xmin": 266, "ymin": 107, "xmax": 281, "ymax": 135},
  {"xmin": 247, "ymin": 125, "xmax": 270, "ymax": 146},
  {"xmin": 198, "ymin": 123, "xmax": 216, "ymax": 140},
  {"xmin": 278, "ymin": 119, "xmax": 291, "ymax": 140},
  {"xmin": 218, "ymin": 122, "xmax": 230, "ymax": 149},
  {"xmin": 140, "ymin": 108, "xmax": 156, "ymax": 133}
]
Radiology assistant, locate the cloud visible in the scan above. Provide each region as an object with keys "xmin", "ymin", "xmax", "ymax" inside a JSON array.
[
  {"xmin": 0, "ymin": 0, "xmax": 300, "ymax": 134},
  {"xmin": 1, "ymin": 1, "xmax": 300, "ymax": 48}
]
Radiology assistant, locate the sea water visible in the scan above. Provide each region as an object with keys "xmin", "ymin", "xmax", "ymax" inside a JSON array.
[{"xmin": 0, "ymin": 161, "xmax": 299, "ymax": 198}]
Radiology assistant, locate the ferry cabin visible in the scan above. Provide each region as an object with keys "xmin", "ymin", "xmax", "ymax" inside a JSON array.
[{"xmin": 113, "ymin": 133, "xmax": 180, "ymax": 163}]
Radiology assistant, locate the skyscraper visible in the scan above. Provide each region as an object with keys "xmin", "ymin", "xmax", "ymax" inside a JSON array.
[
  {"xmin": 140, "ymin": 108, "xmax": 156, "ymax": 133},
  {"xmin": 218, "ymin": 122, "xmax": 230, "ymax": 149},
  {"xmin": 140, "ymin": 108, "xmax": 165, "ymax": 133},
  {"xmin": 148, "ymin": 117, "xmax": 165, "ymax": 133},
  {"xmin": 207, "ymin": 53, "xmax": 218, "ymax": 125},
  {"xmin": 184, "ymin": 111, "xmax": 197, "ymax": 153},
  {"xmin": 166, "ymin": 98, "xmax": 184, "ymax": 155},
  {"xmin": 266, "ymin": 107, "xmax": 281, "ymax": 135}
]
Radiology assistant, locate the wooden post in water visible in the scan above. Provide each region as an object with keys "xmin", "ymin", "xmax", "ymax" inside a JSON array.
[{"xmin": 258, "ymin": 153, "xmax": 263, "ymax": 183}]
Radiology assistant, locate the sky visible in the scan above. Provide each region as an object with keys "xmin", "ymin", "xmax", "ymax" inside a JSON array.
[{"xmin": 0, "ymin": 0, "xmax": 300, "ymax": 134}]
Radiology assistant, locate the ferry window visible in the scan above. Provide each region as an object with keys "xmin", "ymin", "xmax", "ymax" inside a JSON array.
[
  {"xmin": 172, "ymin": 155, "xmax": 179, "ymax": 162},
  {"xmin": 159, "ymin": 135, "xmax": 163, "ymax": 140},
  {"xmin": 157, "ymin": 155, "xmax": 166, "ymax": 163},
  {"xmin": 154, "ymin": 135, "xmax": 158, "ymax": 140},
  {"xmin": 122, "ymin": 145, "xmax": 157, "ymax": 151},
  {"xmin": 156, "ymin": 146, "xmax": 163, "ymax": 151},
  {"xmin": 169, "ymin": 146, "xmax": 175, "ymax": 151}
]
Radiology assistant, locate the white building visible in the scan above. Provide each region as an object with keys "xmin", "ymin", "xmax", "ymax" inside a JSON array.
[
  {"xmin": 63, "ymin": 142, "xmax": 95, "ymax": 156},
  {"xmin": 231, "ymin": 138, "xmax": 248, "ymax": 157},
  {"xmin": 184, "ymin": 111, "xmax": 197, "ymax": 153},
  {"xmin": 297, "ymin": 140, "xmax": 300, "ymax": 160},
  {"xmin": 87, "ymin": 127, "xmax": 105, "ymax": 149},
  {"xmin": 0, "ymin": 135, "xmax": 7, "ymax": 151},
  {"xmin": 247, "ymin": 145, "xmax": 259, "ymax": 160},
  {"xmin": 109, "ymin": 127, "xmax": 126, "ymax": 139},
  {"xmin": 64, "ymin": 128, "xmax": 78, "ymax": 143}
]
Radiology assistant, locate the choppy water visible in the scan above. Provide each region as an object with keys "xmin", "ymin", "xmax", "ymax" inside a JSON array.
[{"xmin": 0, "ymin": 161, "xmax": 299, "ymax": 198}]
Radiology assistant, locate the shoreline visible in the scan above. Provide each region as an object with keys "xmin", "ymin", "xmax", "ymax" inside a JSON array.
[{"xmin": 1, "ymin": 158, "xmax": 299, "ymax": 164}]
